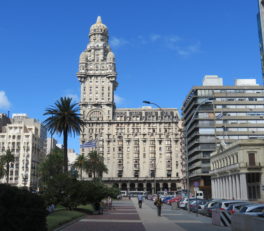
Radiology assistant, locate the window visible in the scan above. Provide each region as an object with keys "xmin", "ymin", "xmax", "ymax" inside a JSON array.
[{"xmin": 248, "ymin": 152, "xmax": 256, "ymax": 166}]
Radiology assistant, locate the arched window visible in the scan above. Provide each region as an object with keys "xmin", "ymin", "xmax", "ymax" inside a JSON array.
[{"xmin": 88, "ymin": 110, "xmax": 103, "ymax": 121}]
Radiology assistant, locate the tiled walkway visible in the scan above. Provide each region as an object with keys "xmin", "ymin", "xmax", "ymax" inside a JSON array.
[
  {"xmin": 58, "ymin": 198, "xmax": 230, "ymax": 231},
  {"xmin": 59, "ymin": 200, "xmax": 146, "ymax": 231}
]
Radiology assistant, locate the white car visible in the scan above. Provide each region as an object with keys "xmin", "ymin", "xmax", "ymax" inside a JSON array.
[
  {"xmin": 240, "ymin": 204, "xmax": 264, "ymax": 216},
  {"xmin": 179, "ymin": 198, "xmax": 189, "ymax": 208}
]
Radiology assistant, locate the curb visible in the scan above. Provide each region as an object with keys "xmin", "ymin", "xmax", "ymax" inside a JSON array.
[{"xmin": 53, "ymin": 215, "xmax": 86, "ymax": 231}]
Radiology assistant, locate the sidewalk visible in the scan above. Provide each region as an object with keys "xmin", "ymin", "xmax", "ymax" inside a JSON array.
[
  {"xmin": 132, "ymin": 198, "xmax": 186, "ymax": 231},
  {"xmin": 58, "ymin": 198, "xmax": 229, "ymax": 231},
  {"xmin": 59, "ymin": 199, "xmax": 145, "ymax": 231},
  {"xmin": 133, "ymin": 198, "xmax": 230, "ymax": 231}
]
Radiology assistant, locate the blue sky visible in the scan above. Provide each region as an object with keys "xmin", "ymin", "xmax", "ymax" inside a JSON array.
[{"xmin": 0, "ymin": 0, "xmax": 262, "ymax": 152}]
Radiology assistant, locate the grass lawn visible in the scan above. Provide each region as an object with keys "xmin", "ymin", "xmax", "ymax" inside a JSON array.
[{"xmin": 47, "ymin": 204, "xmax": 94, "ymax": 231}]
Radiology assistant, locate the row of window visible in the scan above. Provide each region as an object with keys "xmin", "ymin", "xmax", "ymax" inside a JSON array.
[{"xmin": 216, "ymin": 104, "xmax": 264, "ymax": 109}]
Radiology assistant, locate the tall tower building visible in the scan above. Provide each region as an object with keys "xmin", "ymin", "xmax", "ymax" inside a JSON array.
[
  {"xmin": 77, "ymin": 16, "xmax": 117, "ymax": 123},
  {"xmin": 77, "ymin": 17, "xmax": 184, "ymax": 193},
  {"xmin": 182, "ymin": 75, "xmax": 264, "ymax": 197},
  {"xmin": 258, "ymin": 0, "xmax": 264, "ymax": 83},
  {"xmin": 0, "ymin": 114, "xmax": 47, "ymax": 189}
]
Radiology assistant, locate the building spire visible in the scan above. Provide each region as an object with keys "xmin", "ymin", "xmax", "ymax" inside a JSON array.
[{"xmin": 96, "ymin": 16, "xmax": 102, "ymax": 23}]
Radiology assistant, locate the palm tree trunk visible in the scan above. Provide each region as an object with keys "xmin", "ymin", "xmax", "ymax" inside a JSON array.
[
  {"xmin": 80, "ymin": 167, "xmax": 83, "ymax": 180},
  {"xmin": 6, "ymin": 162, "xmax": 9, "ymax": 184},
  {"xmin": 63, "ymin": 128, "xmax": 68, "ymax": 173}
]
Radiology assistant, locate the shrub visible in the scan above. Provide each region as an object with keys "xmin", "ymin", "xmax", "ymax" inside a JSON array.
[
  {"xmin": 43, "ymin": 174, "xmax": 81, "ymax": 210},
  {"xmin": 0, "ymin": 184, "xmax": 47, "ymax": 231}
]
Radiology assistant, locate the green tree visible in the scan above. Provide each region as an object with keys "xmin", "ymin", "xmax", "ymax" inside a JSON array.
[
  {"xmin": 38, "ymin": 147, "xmax": 64, "ymax": 189},
  {"xmin": 73, "ymin": 154, "xmax": 87, "ymax": 180},
  {"xmin": 0, "ymin": 158, "xmax": 5, "ymax": 179},
  {"xmin": 0, "ymin": 149, "xmax": 15, "ymax": 184},
  {"xmin": 86, "ymin": 151, "xmax": 108, "ymax": 179},
  {"xmin": 43, "ymin": 97, "xmax": 84, "ymax": 173}
]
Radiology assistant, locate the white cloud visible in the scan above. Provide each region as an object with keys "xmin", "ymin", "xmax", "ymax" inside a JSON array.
[
  {"xmin": 65, "ymin": 94, "xmax": 79, "ymax": 102},
  {"xmin": 110, "ymin": 37, "xmax": 129, "ymax": 48},
  {"xmin": 114, "ymin": 94, "xmax": 124, "ymax": 105},
  {"xmin": 0, "ymin": 91, "xmax": 11, "ymax": 109},
  {"xmin": 110, "ymin": 34, "xmax": 200, "ymax": 56},
  {"xmin": 150, "ymin": 34, "xmax": 161, "ymax": 41},
  {"xmin": 173, "ymin": 42, "xmax": 201, "ymax": 57}
]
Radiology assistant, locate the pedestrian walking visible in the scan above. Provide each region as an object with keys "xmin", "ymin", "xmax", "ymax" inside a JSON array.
[
  {"xmin": 107, "ymin": 196, "xmax": 112, "ymax": 209},
  {"xmin": 138, "ymin": 193, "xmax": 144, "ymax": 208},
  {"xmin": 154, "ymin": 195, "xmax": 162, "ymax": 216}
]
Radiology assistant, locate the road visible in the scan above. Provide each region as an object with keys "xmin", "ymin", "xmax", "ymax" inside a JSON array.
[{"xmin": 57, "ymin": 198, "xmax": 230, "ymax": 231}]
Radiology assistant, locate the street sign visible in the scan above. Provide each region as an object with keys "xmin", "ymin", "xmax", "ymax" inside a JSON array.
[{"xmin": 193, "ymin": 181, "xmax": 199, "ymax": 187}]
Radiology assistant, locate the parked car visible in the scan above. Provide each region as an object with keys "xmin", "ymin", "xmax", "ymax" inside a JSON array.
[
  {"xmin": 201, "ymin": 200, "xmax": 221, "ymax": 217},
  {"xmin": 226, "ymin": 202, "xmax": 253, "ymax": 215},
  {"xmin": 162, "ymin": 196, "xmax": 174, "ymax": 204},
  {"xmin": 217, "ymin": 200, "xmax": 245, "ymax": 211},
  {"xmin": 167, "ymin": 196, "xmax": 182, "ymax": 205},
  {"xmin": 240, "ymin": 204, "xmax": 264, "ymax": 216},
  {"xmin": 179, "ymin": 198, "xmax": 196, "ymax": 209},
  {"xmin": 190, "ymin": 199, "xmax": 208, "ymax": 213}
]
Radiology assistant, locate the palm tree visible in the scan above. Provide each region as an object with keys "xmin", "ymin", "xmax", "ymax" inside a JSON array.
[
  {"xmin": 43, "ymin": 97, "xmax": 84, "ymax": 173},
  {"xmin": 86, "ymin": 151, "xmax": 108, "ymax": 179},
  {"xmin": 0, "ymin": 149, "xmax": 15, "ymax": 184},
  {"xmin": 74, "ymin": 154, "xmax": 87, "ymax": 180},
  {"xmin": 0, "ymin": 158, "xmax": 5, "ymax": 179}
]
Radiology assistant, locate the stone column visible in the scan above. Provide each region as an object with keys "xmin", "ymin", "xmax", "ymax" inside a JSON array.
[
  {"xmin": 151, "ymin": 182, "xmax": 155, "ymax": 194},
  {"xmin": 240, "ymin": 173, "xmax": 248, "ymax": 200},
  {"xmin": 135, "ymin": 182, "xmax": 138, "ymax": 191},
  {"xmin": 217, "ymin": 178, "xmax": 220, "ymax": 198},
  {"xmin": 168, "ymin": 182, "xmax": 171, "ymax": 192},
  {"xmin": 143, "ymin": 182, "xmax": 147, "ymax": 192},
  {"xmin": 229, "ymin": 175, "xmax": 233, "ymax": 200},
  {"xmin": 219, "ymin": 177, "xmax": 222, "ymax": 199},
  {"xmin": 236, "ymin": 174, "xmax": 241, "ymax": 200},
  {"xmin": 215, "ymin": 178, "xmax": 220, "ymax": 198},
  {"xmin": 261, "ymin": 171, "xmax": 264, "ymax": 201},
  {"xmin": 232, "ymin": 175, "xmax": 237, "ymax": 200},
  {"xmin": 223, "ymin": 177, "xmax": 226, "ymax": 199}
]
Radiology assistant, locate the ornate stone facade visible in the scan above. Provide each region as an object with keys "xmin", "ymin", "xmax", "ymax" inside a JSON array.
[
  {"xmin": 77, "ymin": 17, "xmax": 184, "ymax": 193},
  {"xmin": 210, "ymin": 140, "xmax": 264, "ymax": 201}
]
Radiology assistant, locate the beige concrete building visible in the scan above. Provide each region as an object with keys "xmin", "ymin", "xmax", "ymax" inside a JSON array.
[
  {"xmin": 77, "ymin": 17, "xmax": 184, "ymax": 193},
  {"xmin": 210, "ymin": 140, "xmax": 264, "ymax": 201},
  {"xmin": 0, "ymin": 114, "xmax": 47, "ymax": 189}
]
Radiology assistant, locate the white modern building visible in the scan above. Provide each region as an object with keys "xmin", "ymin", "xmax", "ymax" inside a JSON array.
[
  {"xmin": 210, "ymin": 139, "xmax": 264, "ymax": 201},
  {"xmin": 0, "ymin": 114, "xmax": 47, "ymax": 189},
  {"xmin": 76, "ymin": 17, "xmax": 184, "ymax": 193}
]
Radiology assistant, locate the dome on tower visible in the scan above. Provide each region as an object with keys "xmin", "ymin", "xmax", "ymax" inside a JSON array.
[{"xmin": 89, "ymin": 16, "xmax": 108, "ymax": 36}]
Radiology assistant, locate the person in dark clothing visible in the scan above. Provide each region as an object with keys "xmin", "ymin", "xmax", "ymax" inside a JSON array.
[
  {"xmin": 154, "ymin": 195, "xmax": 162, "ymax": 216},
  {"xmin": 138, "ymin": 193, "xmax": 144, "ymax": 208}
]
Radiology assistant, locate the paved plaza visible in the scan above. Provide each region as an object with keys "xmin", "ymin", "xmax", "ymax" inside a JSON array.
[{"xmin": 58, "ymin": 198, "xmax": 230, "ymax": 231}]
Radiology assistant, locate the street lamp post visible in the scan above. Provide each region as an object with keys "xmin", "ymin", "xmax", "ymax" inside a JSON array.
[{"xmin": 185, "ymin": 98, "xmax": 213, "ymax": 212}]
